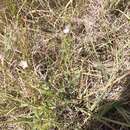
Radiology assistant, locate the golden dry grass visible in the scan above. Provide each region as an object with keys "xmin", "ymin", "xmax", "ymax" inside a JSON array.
[{"xmin": 0, "ymin": 0, "xmax": 130, "ymax": 130}]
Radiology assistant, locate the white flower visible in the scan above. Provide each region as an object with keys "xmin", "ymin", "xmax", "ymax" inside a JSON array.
[
  {"xmin": 63, "ymin": 25, "xmax": 70, "ymax": 34},
  {"xmin": 19, "ymin": 60, "xmax": 28, "ymax": 69}
]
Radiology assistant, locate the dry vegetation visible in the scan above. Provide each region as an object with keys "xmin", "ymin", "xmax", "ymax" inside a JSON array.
[{"xmin": 0, "ymin": 0, "xmax": 130, "ymax": 130}]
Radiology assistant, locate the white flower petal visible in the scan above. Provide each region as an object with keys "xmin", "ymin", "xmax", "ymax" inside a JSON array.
[
  {"xmin": 63, "ymin": 25, "xmax": 70, "ymax": 34},
  {"xmin": 19, "ymin": 60, "xmax": 28, "ymax": 69}
]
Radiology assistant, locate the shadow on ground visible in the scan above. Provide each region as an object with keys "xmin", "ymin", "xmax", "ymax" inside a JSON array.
[{"xmin": 83, "ymin": 74, "xmax": 130, "ymax": 130}]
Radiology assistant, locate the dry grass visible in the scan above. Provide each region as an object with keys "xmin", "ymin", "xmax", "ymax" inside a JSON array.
[{"xmin": 0, "ymin": 0, "xmax": 130, "ymax": 130}]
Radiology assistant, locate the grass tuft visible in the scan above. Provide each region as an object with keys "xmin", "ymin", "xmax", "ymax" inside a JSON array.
[{"xmin": 0, "ymin": 0, "xmax": 130, "ymax": 130}]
